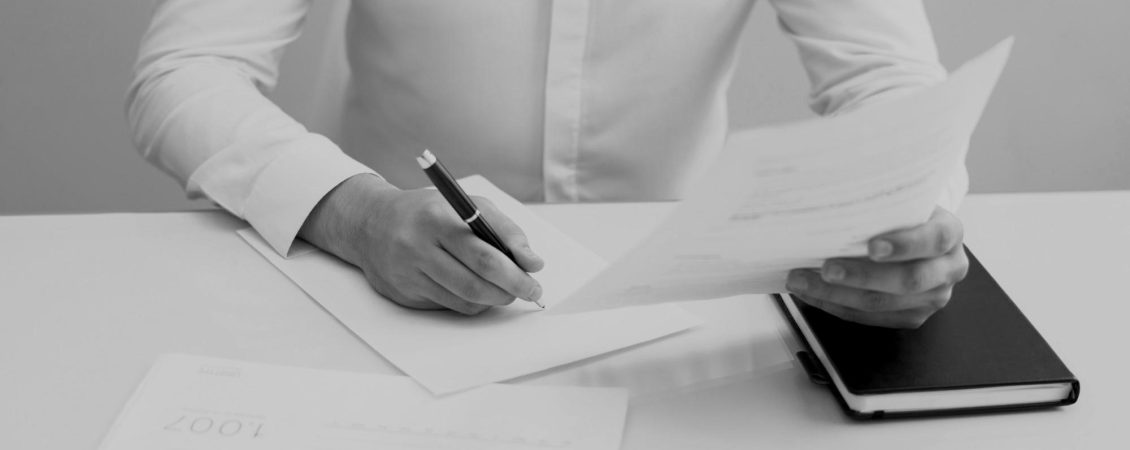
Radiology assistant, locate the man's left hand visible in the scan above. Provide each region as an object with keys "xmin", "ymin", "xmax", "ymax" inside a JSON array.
[{"xmin": 786, "ymin": 206, "xmax": 970, "ymax": 329}]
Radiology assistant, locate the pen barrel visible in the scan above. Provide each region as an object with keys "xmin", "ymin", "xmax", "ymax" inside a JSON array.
[
  {"xmin": 420, "ymin": 152, "xmax": 518, "ymax": 266},
  {"xmin": 422, "ymin": 160, "xmax": 478, "ymax": 220},
  {"xmin": 468, "ymin": 216, "xmax": 517, "ymax": 263}
]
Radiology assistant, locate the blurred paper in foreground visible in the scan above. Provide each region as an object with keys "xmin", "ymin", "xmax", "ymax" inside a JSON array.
[{"xmin": 100, "ymin": 355, "xmax": 629, "ymax": 450}]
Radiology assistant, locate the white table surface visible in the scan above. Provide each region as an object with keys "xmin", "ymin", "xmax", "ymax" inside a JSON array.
[{"xmin": 2, "ymin": 191, "xmax": 1128, "ymax": 449}]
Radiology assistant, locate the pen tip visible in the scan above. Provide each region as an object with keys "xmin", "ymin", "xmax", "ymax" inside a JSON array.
[{"xmin": 535, "ymin": 300, "xmax": 546, "ymax": 309}]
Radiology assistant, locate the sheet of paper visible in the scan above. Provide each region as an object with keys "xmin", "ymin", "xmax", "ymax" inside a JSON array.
[
  {"xmin": 552, "ymin": 38, "xmax": 1014, "ymax": 314},
  {"xmin": 516, "ymin": 294, "xmax": 794, "ymax": 397},
  {"xmin": 99, "ymin": 354, "xmax": 629, "ymax": 450},
  {"xmin": 238, "ymin": 176, "xmax": 701, "ymax": 395}
]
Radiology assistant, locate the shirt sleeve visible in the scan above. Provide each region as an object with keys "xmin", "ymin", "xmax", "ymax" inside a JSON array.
[
  {"xmin": 768, "ymin": 0, "xmax": 966, "ymax": 211},
  {"xmin": 126, "ymin": 0, "xmax": 379, "ymax": 256}
]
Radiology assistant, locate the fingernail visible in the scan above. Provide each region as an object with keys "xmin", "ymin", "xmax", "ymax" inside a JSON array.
[
  {"xmin": 786, "ymin": 273, "xmax": 808, "ymax": 293},
  {"xmin": 823, "ymin": 264, "xmax": 845, "ymax": 282},
  {"xmin": 528, "ymin": 284, "xmax": 543, "ymax": 302},
  {"xmin": 870, "ymin": 240, "xmax": 893, "ymax": 260},
  {"xmin": 520, "ymin": 242, "xmax": 541, "ymax": 261}
]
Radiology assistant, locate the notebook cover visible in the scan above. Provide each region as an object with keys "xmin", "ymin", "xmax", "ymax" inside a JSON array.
[{"xmin": 778, "ymin": 246, "xmax": 1080, "ymax": 419}]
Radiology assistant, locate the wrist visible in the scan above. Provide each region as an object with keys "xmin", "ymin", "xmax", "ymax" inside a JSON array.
[{"xmin": 299, "ymin": 173, "xmax": 399, "ymax": 265}]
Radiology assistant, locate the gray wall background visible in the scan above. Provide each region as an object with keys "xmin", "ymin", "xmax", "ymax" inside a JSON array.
[{"xmin": 1, "ymin": 1, "xmax": 1127, "ymax": 214}]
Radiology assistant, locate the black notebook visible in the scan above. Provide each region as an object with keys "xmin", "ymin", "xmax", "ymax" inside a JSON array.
[{"xmin": 777, "ymin": 246, "xmax": 1080, "ymax": 419}]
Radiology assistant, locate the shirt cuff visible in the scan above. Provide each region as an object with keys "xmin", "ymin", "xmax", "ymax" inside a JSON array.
[{"xmin": 243, "ymin": 135, "xmax": 377, "ymax": 257}]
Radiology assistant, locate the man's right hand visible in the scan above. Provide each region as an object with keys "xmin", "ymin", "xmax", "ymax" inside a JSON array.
[{"xmin": 299, "ymin": 174, "xmax": 545, "ymax": 315}]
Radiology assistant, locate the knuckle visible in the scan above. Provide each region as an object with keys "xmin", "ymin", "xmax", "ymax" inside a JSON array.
[
  {"xmin": 390, "ymin": 234, "xmax": 419, "ymax": 256},
  {"xmin": 901, "ymin": 265, "xmax": 930, "ymax": 293},
  {"xmin": 472, "ymin": 248, "xmax": 499, "ymax": 273},
  {"xmin": 807, "ymin": 275, "xmax": 831, "ymax": 299},
  {"xmin": 859, "ymin": 291, "xmax": 890, "ymax": 312},
  {"xmin": 935, "ymin": 225, "xmax": 959, "ymax": 254},
  {"xmin": 456, "ymin": 279, "xmax": 484, "ymax": 300},
  {"xmin": 841, "ymin": 262, "xmax": 865, "ymax": 285},
  {"xmin": 422, "ymin": 199, "xmax": 450, "ymax": 221},
  {"xmin": 885, "ymin": 231, "xmax": 913, "ymax": 256}
]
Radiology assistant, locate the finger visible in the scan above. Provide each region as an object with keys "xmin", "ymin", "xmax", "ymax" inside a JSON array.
[
  {"xmin": 439, "ymin": 231, "xmax": 542, "ymax": 303},
  {"xmin": 363, "ymin": 271, "xmax": 445, "ymax": 311},
  {"xmin": 421, "ymin": 245, "xmax": 517, "ymax": 306},
  {"xmin": 787, "ymin": 269, "xmax": 922, "ymax": 312},
  {"xmin": 475, "ymin": 197, "xmax": 545, "ymax": 273},
  {"xmin": 820, "ymin": 252, "xmax": 966, "ymax": 295},
  {"xmin": 868, "ymin": 207, "xmax": 964, "ymax": 262},
  {"xmin": 793, "ymin": 293, "xmax": 937, "ymax": 329},
  {"xmin": 417, "ymin": 270, "xmax": 493, "ymax": 316}
]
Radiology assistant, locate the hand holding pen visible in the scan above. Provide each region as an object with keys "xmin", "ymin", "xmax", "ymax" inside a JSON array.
[
  {"xmin": 418, "ymin": 150, "xmax": 546, "ymax": 308},
  {"xmin": 297, "ymin": 155, "xmax": 545, "ymax": 315}
]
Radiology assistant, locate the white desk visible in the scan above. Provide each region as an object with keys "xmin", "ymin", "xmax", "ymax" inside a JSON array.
[{"xmin": 2, "ymin": 192, "xmax": 1127, "ymax": 449}]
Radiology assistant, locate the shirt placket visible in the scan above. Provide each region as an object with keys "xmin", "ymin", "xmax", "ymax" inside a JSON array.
[{"xmin": 542, "ymin": 0, "xmax": 592, "ymax": 202}]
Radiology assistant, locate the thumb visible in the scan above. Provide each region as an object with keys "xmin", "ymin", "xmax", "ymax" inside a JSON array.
[{"xmin": 476, "ymin": 197, "xmax": 545, "ymax": 273}]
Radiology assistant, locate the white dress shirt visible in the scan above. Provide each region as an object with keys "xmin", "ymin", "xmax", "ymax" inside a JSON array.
[{"xmin": 127, "ymin": 0, "xmax": 965, "ymax": 257}]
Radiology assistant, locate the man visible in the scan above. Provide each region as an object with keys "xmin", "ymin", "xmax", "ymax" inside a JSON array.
[{"xmin": 127, "ymin": 0, "xmax": 969, "ymax": 328}]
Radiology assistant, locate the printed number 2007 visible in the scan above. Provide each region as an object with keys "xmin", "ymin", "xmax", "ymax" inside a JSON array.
[{"xmin": 163, "ymin": 415, "xmax": 264, "ymax": 438}]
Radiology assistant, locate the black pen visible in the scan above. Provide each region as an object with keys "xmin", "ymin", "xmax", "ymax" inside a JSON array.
[{"xmin": 416, "ymin": 149, "xmax": 545, "ymax": 309}]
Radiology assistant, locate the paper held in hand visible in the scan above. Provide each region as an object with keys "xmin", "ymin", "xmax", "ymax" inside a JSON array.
[{"xmin": 551, "ymin": 38, "xmax": 1014, "ymax": 314}]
